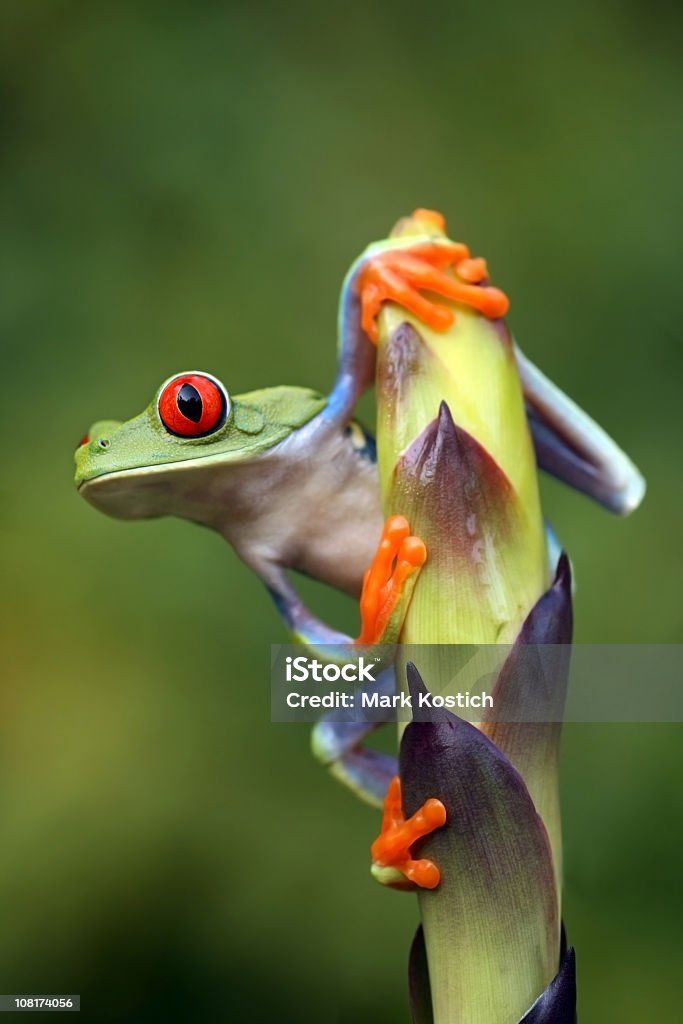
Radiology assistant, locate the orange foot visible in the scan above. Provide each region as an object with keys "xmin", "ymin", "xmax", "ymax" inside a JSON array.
[
  {"xmin": 358, "ymin": 209, "xmax": 510, "ymax": 343},
  {"xmin": 371, "ymin": 776, "xmax": 446, "ymax": 890},
  {"xmin": 356, "ymin": 515, "xmax": 427, "ymax": 645}
]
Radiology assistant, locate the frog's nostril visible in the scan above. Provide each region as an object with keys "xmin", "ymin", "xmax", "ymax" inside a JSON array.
[{"xmin": 97, "ymin": 438, "xmax": 111, "ymax": 450}]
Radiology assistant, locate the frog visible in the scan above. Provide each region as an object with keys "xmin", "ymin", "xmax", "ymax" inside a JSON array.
[{"xmin": 74, "ymin": 208, "xmax": 645, "ymax": 808}]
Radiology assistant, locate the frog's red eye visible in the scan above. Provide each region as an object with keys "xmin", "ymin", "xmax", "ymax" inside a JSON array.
[{"xmin": 158, "ymin": 373, "xmax": 228, "ymax": 438}]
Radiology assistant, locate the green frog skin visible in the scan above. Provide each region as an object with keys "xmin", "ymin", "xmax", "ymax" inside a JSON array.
[
  {"xmin": 76, "ymin": 378, "xmax": 383, "ymax": 616},
  {"xmin": 74, "ymin": 208, "xmax": 645, "ymax": 805}
]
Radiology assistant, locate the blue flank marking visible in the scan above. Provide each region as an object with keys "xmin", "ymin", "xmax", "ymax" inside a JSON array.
[
  {"xmin": 345, "ymin": 423, "xmax": 377, "ymax": 463},
  {"xmin": 362, "ymin": 430, "xmax": 377, "ymax": 462}
]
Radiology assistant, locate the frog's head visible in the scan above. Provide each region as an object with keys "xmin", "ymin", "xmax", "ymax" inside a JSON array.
[{"xmin": 75, "ymin": 372, "xmax": 326, "ymax": 523}]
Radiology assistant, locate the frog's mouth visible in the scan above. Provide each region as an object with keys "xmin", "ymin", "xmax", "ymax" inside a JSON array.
[
  {"xmin": 77, "ymin": 463, "xmax": 187, "ymax": 520},
  {"xmin": 75, "ymin": 446, "xmax": 258, "ymax": 520}
]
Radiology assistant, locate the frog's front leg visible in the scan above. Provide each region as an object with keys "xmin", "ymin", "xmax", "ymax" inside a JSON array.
[
  {"xmin": 323, "ymin": 277, "xmax": 375, "ymax": 425},
  {"xmin": 356, "ymin": 238, "xmax": 509, "ymax": 343},
  {"xmin": 324, "ymin": 209, "xmax": 509, "ymax": 427},
  {"xmin": 247, "ymin": 514, "xmax": 426, "ymax": 658}
]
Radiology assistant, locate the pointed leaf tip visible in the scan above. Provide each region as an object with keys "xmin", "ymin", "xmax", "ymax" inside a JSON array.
[
  {"xmin": 406, "ymin": 661, "xmax": 425, "ymax": 704},
  {"xmin": 556, "ymin": 550, "xmax": 571, "ymax": 586},
  {"xmin": 406, "ymin": 661, "xmax": 453, "ymax": 723},
  {"xmin": 516, "ymin": 549, "xmax": 573, "ymax": 647},
  {"xmin": 479, "ymin": 553, "xmax": 573, "ymax": 903},
  {"xmin": 437, "ymin": 399, "xmax": 455, "ymax": 431}
]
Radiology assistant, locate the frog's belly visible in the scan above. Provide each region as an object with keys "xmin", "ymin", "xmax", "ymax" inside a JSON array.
[
  {"xmin": 263, "ymin": 424, "xmax": 384, "ymax": 596},
  {"xmin": 291, "ymin": 480, "xmax": 383, "ymax": 596}
]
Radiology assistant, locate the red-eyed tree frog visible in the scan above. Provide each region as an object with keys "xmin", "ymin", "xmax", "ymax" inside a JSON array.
[{"xmin": 75, "ymin": 209, "xmax": 644, "ymax": 806}]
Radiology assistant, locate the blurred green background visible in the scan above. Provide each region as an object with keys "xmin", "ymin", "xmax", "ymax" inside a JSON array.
[{"xmin": 1, "ymin": 2, "xmax": 681, "ymax": 1021}]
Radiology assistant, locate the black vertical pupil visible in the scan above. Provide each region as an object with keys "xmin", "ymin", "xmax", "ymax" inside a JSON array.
[{"xmin": 177, "ymin": 383, "xmax": 203, "ymax": 423}]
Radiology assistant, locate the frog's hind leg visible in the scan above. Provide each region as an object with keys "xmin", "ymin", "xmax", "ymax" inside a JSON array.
[
  {"xmin": 307, "ymin": 516, "xmax": 426, "ymax": 805},
  {"xmin": 312, "ymin": 671, "xmax": 398, "ymax": 808},
  {"xmin": 516, "ymin": 344, "xmax": 645, "ymax": 515},
  {"xmin": 245, "ymin": 516, "xmax": 425, "ymax": 806}
]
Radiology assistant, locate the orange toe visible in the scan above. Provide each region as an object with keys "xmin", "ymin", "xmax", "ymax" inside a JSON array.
[
  {"xmin": 358, "ymin": 234, "xmax": 509, "ymax": 344},
  {"xmin": 410, "ymin": 208, "xmax": 447, "ymax": 234},
  {"xmin": 371, "ymin": 776, "xmax": 446, "ymax": 890},
  {"xmin": 356, "ymin": 515, "xmax": 427, "ymax": 645}
]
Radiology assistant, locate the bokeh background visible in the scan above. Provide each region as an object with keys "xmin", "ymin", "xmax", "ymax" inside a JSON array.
[{"xmin": 1, "ymin": 2, "xmax": 681, "ymax": 1021}]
